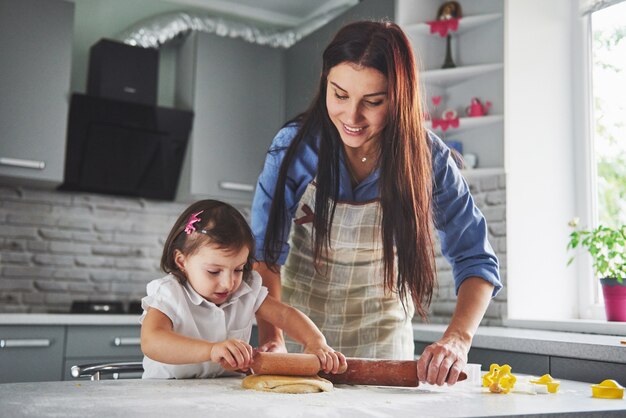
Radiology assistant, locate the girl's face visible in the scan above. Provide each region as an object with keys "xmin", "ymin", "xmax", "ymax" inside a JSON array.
[
  {"xmin": 174, "ymin": 244, "xmax": 248, "ymax": 305},
  {"xmin": 326, "ymin": 62, "xmax": 389, "ymax": 153}
]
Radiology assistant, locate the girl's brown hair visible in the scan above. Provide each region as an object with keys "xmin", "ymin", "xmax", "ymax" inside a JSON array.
[
  {"xmin": 161, "ymin": 200, "xmax": 256, "ymax": 284},
  {"xmin": 263, "ymin": 20, "xmax": 436, "ymax": 319}
]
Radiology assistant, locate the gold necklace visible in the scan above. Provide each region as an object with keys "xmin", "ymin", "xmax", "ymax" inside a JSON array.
[
  {"xmin": 346, "ymin": 155, "xmax": 378, "ymax": 186},
  {"xmin": 359, "ymin": 148, "xmax": 379, "ymax": 163}
]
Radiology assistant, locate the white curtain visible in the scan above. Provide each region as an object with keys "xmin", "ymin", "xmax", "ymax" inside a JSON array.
[{"xmin": 579, "ymin": 0, "xmax": 625, "ymax": 15}]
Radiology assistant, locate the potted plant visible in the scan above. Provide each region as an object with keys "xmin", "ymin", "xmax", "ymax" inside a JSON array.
[{"xmin": 567, "ymin": 219, "xmax": 626, "ymax": 321}]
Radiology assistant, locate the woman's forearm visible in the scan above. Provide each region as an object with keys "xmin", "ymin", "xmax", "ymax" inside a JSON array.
[
  {"xmin": 443, "ymin": 276, "xmax": 494, "ymax": 344},
  {"xmin": 254, "ymin": 262, "xmax": 285, "ymax": 347}
]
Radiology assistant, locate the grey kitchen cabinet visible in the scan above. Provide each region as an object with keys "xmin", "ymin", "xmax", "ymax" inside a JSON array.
[
  {"xmin": 64, "ymin": 325, "xmax": 143, "ymax": 380},
  {"xmin": 466, "ymin": 347, "xmax": 550, "ymax": 376},
  {"xmin": 550, "ymin": 356, "xmax": 626, "ymax": 384},
  {"xmin": 0, "ymin": 325, "xmax": 66, "ymax": 383},
  {"xmin": 175, "ymin": 31, "xmax": 285, "ymax": 204},
  {"xmin": 0, "ymin": 0, "xmax": 74, "ymax": 185}
]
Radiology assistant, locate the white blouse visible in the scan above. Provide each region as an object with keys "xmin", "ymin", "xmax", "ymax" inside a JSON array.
[{"xmin": 140, "ymin": 271, "xmax": 268, "ymax": 379}]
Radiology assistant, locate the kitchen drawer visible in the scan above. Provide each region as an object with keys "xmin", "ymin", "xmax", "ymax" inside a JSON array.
[
  {"xmin": 63, "ymin": 357, "xmax": 144, "ymax": 381},
  {"xmin": 0, "ymin": 325, "xmax": 65, "ymax": 383},
  {"xmin": 65, "ymin": 325, "xmax": 142, "ymax": 358}
]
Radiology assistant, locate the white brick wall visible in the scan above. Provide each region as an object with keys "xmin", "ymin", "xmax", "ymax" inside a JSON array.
[
  {"xmin": 427, "ymin": 173, "xmax": 507, "ymax": 326},
  {"xmin": 0, "ymin": 184, "xmax": 193, "ymax": 313},
  {"xmin": 1, "ymin": 174, "xmax": 506, "ymax": 322}
]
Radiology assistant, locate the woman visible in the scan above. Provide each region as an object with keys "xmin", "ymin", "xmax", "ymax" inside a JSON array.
[{"xmin": 251, "ymin": 20, "xmax": 501, "ymax": 386}]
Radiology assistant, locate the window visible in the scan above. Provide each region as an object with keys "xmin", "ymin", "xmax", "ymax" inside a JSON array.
[
  {"xmin": 590, "ymin": 3, "xmax": 626, "ymax": 228},
  {"xmin": 582, "ymin": 0, "xmax": 626, "ymax": 318}
]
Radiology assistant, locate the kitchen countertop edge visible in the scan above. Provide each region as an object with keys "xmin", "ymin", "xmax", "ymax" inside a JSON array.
[{"xmin": 0, "ymin": 313, "xmax": 141, "ymax": 325}]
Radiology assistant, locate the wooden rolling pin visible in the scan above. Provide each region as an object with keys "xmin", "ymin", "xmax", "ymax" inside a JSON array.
[
  {"xmin": 247, "ymin": 353, "xmax": 466, "ymax": 387},
  {"xmin": 319, "ymin": 358, "xmax": 468, "ymax": 387},
  {"xmin": 248, "ymin": 352, "xmax": 347, "ymax": 376}
]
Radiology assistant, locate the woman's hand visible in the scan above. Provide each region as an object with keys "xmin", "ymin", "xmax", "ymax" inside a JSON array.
[
  {"xmin": 417, "ymin": 277, "xmax": 494, "ymax": 385},
  {"xmin": 416, "ymin": 333, "xmax": 470, "ymax": 386},
  {"xmin": 304, "ymin": 343, "xmax": 346, "ymax": 374},
  {"xmin": 210, "ymin": 339, "xmax": 254, "ymax": 370}
]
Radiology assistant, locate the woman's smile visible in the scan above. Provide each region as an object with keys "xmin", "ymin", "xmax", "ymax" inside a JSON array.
[{"xmin": 342, "ymin": 123, "xmax": 367, "ymax": 136}]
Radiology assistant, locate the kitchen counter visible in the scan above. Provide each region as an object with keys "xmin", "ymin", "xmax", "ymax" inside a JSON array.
[
  {"xmin": 0, "ymin": 376, "xmax": 624, "ymax": 417},
  {"xmin": 413, "ymin": 324, "xmax": 626, "ymax": 364},
  {"xmin": 0, "ymin": 313, "xmax": 140, "ymax": 326}
]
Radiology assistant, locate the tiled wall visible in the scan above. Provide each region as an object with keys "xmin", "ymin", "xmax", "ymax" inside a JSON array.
[{"xmin": 0, "ymin": 174, "xmax": 506, "ymax": 322}]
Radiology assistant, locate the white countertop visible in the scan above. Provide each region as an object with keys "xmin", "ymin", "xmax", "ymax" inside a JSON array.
[
  {"xmin": 0, "ymin": 313, "xmax": 140, "ymax": 326},
  {"xmin": 0, "ymin": 376, "xmax": 623, "ymax": 417}
]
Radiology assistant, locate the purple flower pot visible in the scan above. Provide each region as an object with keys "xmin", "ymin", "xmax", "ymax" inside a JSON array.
[{"xmin": 600, "ymin": 278, "xmax": 626, "ymax": 322}]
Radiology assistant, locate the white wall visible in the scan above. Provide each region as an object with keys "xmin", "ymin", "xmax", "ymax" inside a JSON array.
[{"xmin": 505, "ymin": 0, "xmax": 579, "ymax": 319}]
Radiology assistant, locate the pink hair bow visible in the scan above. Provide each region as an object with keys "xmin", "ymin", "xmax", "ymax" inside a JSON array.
[{"xmin": 184, "ymin": 211, "xmax": 203, "ymax": 235}]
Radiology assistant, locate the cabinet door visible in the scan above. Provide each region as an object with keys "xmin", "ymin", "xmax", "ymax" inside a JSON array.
[
  {"xmin": 65, "ymin": 325, "xmax": 142, "ymax": 359},
  {"xmin": 0, "ymin": 325, "xmax": 65, "ymax": 383},
  {"xmin": 0, "ymin": 0, "xmax": 73, "ymax": 185},
  {"xmin": 64, "ymin": 325, "xmax": 143, "ymax": 380},
  {"xmin": 176, "ymin": 32, "xmax": 284, "ymax": 203}
]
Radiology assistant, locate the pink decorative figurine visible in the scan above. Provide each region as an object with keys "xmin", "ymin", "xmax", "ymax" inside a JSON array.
[{"xmin": 465, "ymin": 97, "xmax": 491, "ymax": 117}]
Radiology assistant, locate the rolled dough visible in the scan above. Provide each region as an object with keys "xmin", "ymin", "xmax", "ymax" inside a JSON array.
[{"xmin": 241, "ymin": 375, "xmax": 333, "ymax": 394}]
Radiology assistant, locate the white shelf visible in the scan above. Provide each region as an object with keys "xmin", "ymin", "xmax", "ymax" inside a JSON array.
[
  {"xmin": 426, "ymin": 115, "xmax": 503, "ymax": 133},
  {"xmin": 421, "ymin": 63, "xmax": 503, "ymax": 86},
  {"xmin": 461, "ymin": 167, "xmax": 504, "ymax": 178},
  {"xmin": 404, "ymin": 13, "xmax": 502, "ymax": 36}
]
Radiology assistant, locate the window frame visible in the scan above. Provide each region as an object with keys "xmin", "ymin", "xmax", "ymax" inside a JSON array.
[{"xmin": 575, "ymin": 7, "xmax": 620, "ymax": 320}]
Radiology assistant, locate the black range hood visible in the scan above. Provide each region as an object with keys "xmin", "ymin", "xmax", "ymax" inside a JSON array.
[{"xmin": 59, "ymin": 93, "xmax": 193, "ymax": 200}]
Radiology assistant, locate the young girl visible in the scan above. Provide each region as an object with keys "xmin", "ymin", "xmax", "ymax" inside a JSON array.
[{"xmin": 140, "ymin": 199, "xmax": 345, "ymax": 379}]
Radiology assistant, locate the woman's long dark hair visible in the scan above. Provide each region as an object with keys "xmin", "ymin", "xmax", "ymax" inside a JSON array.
[{"xmin": 263, "ymin": 21, "xmax": 435, "ymax": 319}]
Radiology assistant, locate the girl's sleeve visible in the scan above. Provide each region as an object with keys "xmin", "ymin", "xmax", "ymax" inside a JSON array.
[
  {"xmin": 140, "ymin": 279, "xmax": 180, "ymax": 327},
  {"xmin": 249, "ymin": 271, "xmax": 269, "ymax": 313},
  {"xmin": 429, "ymin": 132, "xmax": 503, "ymax": 296},
  {"xmin": 251, "ymin": 125, "xmax": 313, "ymax": 265}
]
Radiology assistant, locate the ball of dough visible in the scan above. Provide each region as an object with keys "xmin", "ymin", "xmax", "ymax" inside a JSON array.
[{"xmin": 241, "ymin": 374, "xmax": 333, "ymax": 394}]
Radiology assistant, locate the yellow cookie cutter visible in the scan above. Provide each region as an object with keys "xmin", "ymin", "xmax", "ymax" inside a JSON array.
[
  {"xmin": 529, "ymin": 374, "xmax": 560, "ymax": 394},
  {"xmin": 482, "ymin": 363, "xmax": 517, "ymax": 394},
  {"xmin": 591, "ymin": 379, "xmax": 624, "ymax": 399}
]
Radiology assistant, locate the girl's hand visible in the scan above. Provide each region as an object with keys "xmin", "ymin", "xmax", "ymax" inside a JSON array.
[
  {"xmin": 416, "ymin": 334, "xmax": 469, "ymax": 386},
  {"xmin": 304, "ymin": 343, "xmax": 346, "ymax": 374},
  {"xmin": 210, "ymin": 339, "xmax": 254, "ymax": 370}
]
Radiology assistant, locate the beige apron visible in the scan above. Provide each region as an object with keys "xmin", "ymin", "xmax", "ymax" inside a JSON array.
[{"xmin": 282, "ymin": 181, "xmax": 415, "ymax": 359}]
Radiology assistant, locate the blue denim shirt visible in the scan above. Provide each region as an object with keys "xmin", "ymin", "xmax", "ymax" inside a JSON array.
[{"xmin": 251, "ymin": 124, "xmax": 502, "ymax": 296}]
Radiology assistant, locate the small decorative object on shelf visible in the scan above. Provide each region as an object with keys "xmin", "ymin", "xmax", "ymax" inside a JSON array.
[
  {"xmin": 433, "ymin": 1, "xmax": 463, "ymax": 69},
  {"xmin": 463, "ymin": 153, "xmax": 478, "ymax": 169},
  {"xmin": 442, "ymin": 108, "xmax": 457, "ymax": 120},
  {"xmin": 429, "ymin": 95, "xmax": 460, "ymax": 132},
  {"xmin": 466, "ymin": 97, "xmax": 491, "ymax": 117}
]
